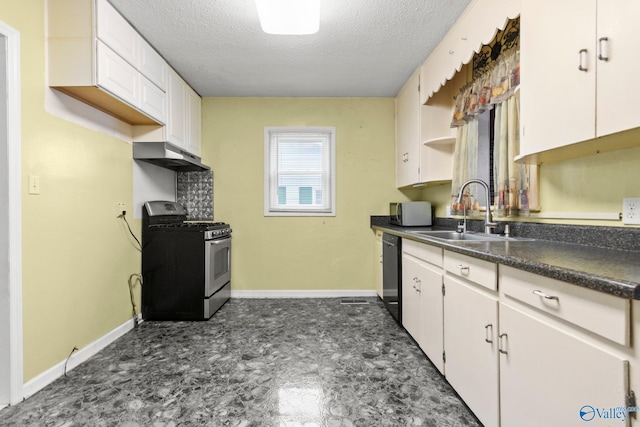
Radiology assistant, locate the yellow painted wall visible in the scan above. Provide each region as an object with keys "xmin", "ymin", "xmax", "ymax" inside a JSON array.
[
  {"xmin": 202, "ymin": 97, "xmax": 413, "ymax": 292},
  {"xmin": 422, "ymin": 146, "xmax": 640, "ymax": 226},
  {"xmin": 2, "ymin": 0, "xmax": 140, "ymax": 381}
]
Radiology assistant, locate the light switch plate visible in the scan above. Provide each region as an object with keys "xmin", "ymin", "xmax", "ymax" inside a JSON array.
[
  {"xmin": 622, "ymin": 198, "xmax": 640, "ymax": 225},
  {"xmin": 28, "ymin": 175, "xmax": 40, "ymax": 195}
]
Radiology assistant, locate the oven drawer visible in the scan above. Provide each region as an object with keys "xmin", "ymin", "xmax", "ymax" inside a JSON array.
[{"xmin": 204, "ymin": 281, "xmax": 231, "ymax": 319}]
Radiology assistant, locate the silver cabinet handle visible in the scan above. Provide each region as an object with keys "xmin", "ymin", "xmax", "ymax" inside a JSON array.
[
  {"xmin": 498, "ymin": 333, "xmax": 508, "ymax": 354},
  {"xmin": 598, "ymin": 37, "xmax": 609, "ymax": 61},
  {"xmin": 484, "ymin": 324, "xmax": 493, "ymax": 343},
  {"xmin": 457, "ymin": 264, "xmax": 469, "ymax": 272},
  {"xmin": 533, "ymin": 289, "xmax": 559, "ymax": 301},
  {"xmin": 578, "ymin": 48, "xmax": 588, "ymax": 71}
]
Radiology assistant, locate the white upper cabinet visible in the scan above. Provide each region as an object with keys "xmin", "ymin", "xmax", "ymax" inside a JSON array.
[
  {"xmin": 48, "ymin": 0, "xmax": 167, "ymax": 125},
  {"xmin": 519, "ymin": 0, "xmax": 640, "ymax": 161},
  {"xmin": 95, "ymin": 0, "xmax": 139, "ymax": 66},
  {"xmin": 139, "ymin": 38, "xmax": 167, "ymax": 91},
  {"xmin": 395, "ymin": 69, "xmax": 421, "ymax": 188},
  {"xmin": 187, "ymin": 85, "xmax": 202, "ymax": 157},
  {"xmin": 519, "ymin": 0, "xmax": 596, "ymax": 155},
  {"xmin": 396, "ymin": 0, "xmax": 521, "ymax": 188},
  {"xmin": 167, "ymin": 69, "xmax": 188, "ymax": 148},
  {"xmin": 96, "ymin": 40, "xmax": 140, "ymax": 108},
  {"xmin": 134, "ymin": 69, "xmax": 202, "ymax": 157},
  {"xmin": 595, "ymin": 0, "xmax": 640, "ymax": 138}
]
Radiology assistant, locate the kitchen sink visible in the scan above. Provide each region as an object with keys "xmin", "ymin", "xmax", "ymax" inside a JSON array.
[{"xmin": 407, "ymin": 230, "xmax": 526, "ymax": 242}]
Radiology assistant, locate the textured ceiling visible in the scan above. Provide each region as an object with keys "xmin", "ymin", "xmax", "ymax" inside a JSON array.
[{"xmin": 108, "ymin": 0, "xmax": 472, "ymax": 97}]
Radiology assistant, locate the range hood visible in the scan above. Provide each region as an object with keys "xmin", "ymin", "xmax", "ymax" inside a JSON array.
[{"xmin": 133, "ymin": 142, "xmax": 210, "ymax": 172}]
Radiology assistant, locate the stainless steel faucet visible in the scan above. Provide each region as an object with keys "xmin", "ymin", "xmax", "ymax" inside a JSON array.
[{"xmin": 455, "ymin": 179, "xmax": 497, "ymax": 234}]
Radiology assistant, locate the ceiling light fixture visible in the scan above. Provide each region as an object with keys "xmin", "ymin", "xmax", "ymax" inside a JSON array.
[{"xmin": 255, "ymin": 0, "xmax": 321, "ymax": 35}]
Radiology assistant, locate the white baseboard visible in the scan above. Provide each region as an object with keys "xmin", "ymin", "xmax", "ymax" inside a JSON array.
[
  {"xmin": 230, "ymin": 289, "xmax": 378, "ymax": 299},
  {"xmin": 22, "ymin": 314, "xmax": 143, "ymax": 400}
]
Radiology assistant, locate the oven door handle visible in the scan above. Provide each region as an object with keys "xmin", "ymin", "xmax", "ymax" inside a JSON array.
[{"xmin": 207, "ymin": 237, "xmax": 231, "ymax": 245}]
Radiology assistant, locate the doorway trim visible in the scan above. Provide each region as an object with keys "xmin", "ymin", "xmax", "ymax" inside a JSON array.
[{"xmin": 0, "ymin": 20, "xmax": 23, "ymax": 406}]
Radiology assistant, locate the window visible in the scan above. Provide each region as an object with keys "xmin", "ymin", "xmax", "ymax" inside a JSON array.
[{"xmin": 264, "ymin": 127, "xmax": 336, "ymax": 216}]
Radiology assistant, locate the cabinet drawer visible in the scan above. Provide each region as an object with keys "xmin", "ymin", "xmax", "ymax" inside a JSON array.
[
  {"xmin": 403, "ymin": 239, "xmax": 442, "ymax": 267},
  {"xmin": 444, "ymin": 250, "xmax": 497, "ymax": 291},
  {"xmin": 500, "ymin": 265, "xmax": 630, "ymax": 346}
]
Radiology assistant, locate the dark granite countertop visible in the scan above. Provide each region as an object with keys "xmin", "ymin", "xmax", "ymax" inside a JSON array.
[{"xmin": 372, "ymin": 219, "xmax": 640, "ymax": 300}]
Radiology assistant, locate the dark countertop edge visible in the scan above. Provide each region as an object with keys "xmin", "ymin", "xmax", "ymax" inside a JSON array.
[{"xmin": 372, "ymin": 224, "xmax": 640, "ymax": 301}]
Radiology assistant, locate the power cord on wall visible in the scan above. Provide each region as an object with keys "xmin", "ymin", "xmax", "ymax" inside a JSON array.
[
  {"xmin": 128, "ymin": 273, "xmax": 143, "ymax": 328},
  {"xmin": 117, "ymin": 211, "xmax": 143, "ymax": 327},
  {"xmin": 119, "ymin": 211, "xmax": 142, "ymax": 251},
  {"xmin": 63, "ymin": 346, "xmax": 79, "ymax": 377}
]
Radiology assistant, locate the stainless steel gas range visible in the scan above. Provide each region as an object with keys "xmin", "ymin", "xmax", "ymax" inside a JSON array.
[{"xmin": 141, "ymin": 201, "xmax": 231, "ymax": 320}]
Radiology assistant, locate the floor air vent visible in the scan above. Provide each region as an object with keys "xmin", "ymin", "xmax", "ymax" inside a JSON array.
[{"xmin": 340, "ymin": 299, "xmax": 369, "ymax": 305}]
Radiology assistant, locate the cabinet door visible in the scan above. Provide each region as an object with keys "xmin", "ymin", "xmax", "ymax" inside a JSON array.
[
  {"xmin": 443, "ymin": 276, "xmax": 499, "ymax": 427},
  {"xmin": 140, "ymin": 75, "xmax": 166, "ymax": 125},
  {"xmin": 401, "ymin": 255, "xmax": 420, "ymax": 340},
  {"xmin": 96, "ymin": 41, "xmax": 139, "ymax": 108},
  {"xmin": 596, "ymin": 0, "xmax": 640, "ymax": 138},
  {"xmin": 500, "ymin": 303, "xmax": 629, "ymax": 427},
  {"xmin": 167, "ymin": 70, "xmax": 188, "ymax": 148},
  {"xmin": 396, "ymin": 70, "xmax": 420, "ymax": 187},
  {"xmin": 139, "ymin": 39, "xmax": 167, "ymax": 91},
  {"xmin": 402, "ymin": 254, "xmax": 444, "ymax": 373},
  {"xmin": 187, "ymin": 86, "xmax": 202, "ymax": 156},
  {"xmin": 414, "ymin": 261, "xmax": 444, "ymax": 374},
  {"xmin": 95, "ymin": 0, "xmax": 139, "ymax": 66},
  {"xmin": 520, "ymin": 0, "xmax": 596, "ymax": 155}
]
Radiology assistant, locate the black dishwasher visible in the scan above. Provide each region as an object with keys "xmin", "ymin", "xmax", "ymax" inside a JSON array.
[{"xmin": 382, "ymin": 233, "xmax": 402, "ymax": 323}]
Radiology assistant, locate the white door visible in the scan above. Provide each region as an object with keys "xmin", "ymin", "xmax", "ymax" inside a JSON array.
[
  {"xmin": 443, "ymin": 276, "xmax": 499, "ymax": 427},
  {"xmin": 413, "ymin": 262, "xmax": 443, "ymax": 374},
  {"xmin": 596, "ymin": 0, "xmax": 640, "ymax": 138},
  {"xmin": 395, "ymin": 69, "xmax": 420, "ymax": 187},
  {"xmin": 520, "ymin": 0, "xmax": 596, "ymax": 155},
  {"xmin": 499, "ymin": 303, "xmax": 629, "ymax": 427},
  {"xmin": 0, "ymin": 22, "xmax": 23, "ymax": 407}
]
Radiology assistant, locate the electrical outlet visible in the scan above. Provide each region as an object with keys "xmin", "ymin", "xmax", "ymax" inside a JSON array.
[
  {"xmin": 115, "ymin": 202, "xmax": 126, "ymax": 218},
  {"xmin": 623, "ymin": 198, "xmax": 640, "ymax": 225}
]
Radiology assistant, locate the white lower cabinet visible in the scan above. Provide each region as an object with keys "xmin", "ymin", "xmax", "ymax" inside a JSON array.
[
  {"xmin": 443, "ymin": 250, "xmax": 499, "ymax": 427},
  {"xmin": 499, "ymin": 303, "xmax": 629, "ymax": 427},
  {"xmin": 443, "ymin": 275, "xmax": 499, "ymax": 427},
  {"xmin": 397, "ymin": 243, "xmax": 636, "ymax": 427},
  {"xmin": 402, "ymin": 240, "xmax": 444, "ymax": 373}
]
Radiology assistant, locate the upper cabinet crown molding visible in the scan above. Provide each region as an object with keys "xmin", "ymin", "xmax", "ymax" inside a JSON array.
[
  {"xmin": 48, "ymin": 0, "xmax": 168, "ymax": 126},
  {"xmin": 420, "ymin": 0, "xmax": 521, "ymax": 103}
]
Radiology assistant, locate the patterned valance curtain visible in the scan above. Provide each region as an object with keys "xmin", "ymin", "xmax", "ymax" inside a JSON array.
[{"xmin": 449, "ymin": 19, "xmax": 538, "ymax": 217}]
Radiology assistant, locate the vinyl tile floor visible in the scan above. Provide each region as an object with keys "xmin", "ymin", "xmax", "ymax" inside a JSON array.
[{"xmin": 0, "ymin": 298, "xmax": 481, "ymax": 427}]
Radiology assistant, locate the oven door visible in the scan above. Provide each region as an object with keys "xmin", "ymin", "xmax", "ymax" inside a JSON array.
[{"xmin": 205, "ymin": 236, "xmax": 231, "ymax": 297}]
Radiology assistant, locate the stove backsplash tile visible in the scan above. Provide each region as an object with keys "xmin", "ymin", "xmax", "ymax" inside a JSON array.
[{"xmin": 177, "ymin": 171, "xmax": 213, "ymax": 220}]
